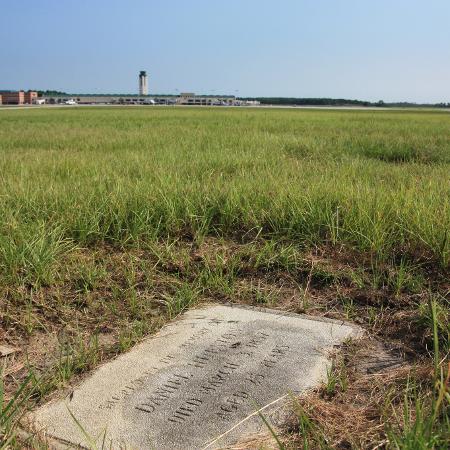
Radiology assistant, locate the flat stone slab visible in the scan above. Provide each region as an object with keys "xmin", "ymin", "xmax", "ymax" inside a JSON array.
[{"xmin": 29, "ymin": 305, "xmax": 360, "ymax": 449}]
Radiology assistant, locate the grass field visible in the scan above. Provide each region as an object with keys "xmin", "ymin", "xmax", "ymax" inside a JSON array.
[{"xmin": 0, "ymin": 107, "xmax": 449, "ymax": 448}]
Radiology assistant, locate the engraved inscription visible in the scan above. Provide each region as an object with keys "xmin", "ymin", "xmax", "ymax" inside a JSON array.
[
  {"xmin": 187, "ymin": 326, "xmax": 241, "ymax": 368},
  {"xmin": 261, "ymin": 344, "xmax": 290, "ymax": 368},
  {"xmin": 245, "ymin": 331, "xmax": 270, "ymax": 348},
  {"xmin": 217, "ymin": 391, "xmax": 250, "ymax": 419},
  {"xmin": 159, "ymin": 354, "xmax": 176, "ymax": 365},
  {"xmin": 134, "ymin": 329, "xmax": 283, "ymax": 423},
  {"xmin": 104, "ymin": 328, "xmax": 286, "ymax": 420},
  {"xmin": 244, "ymin": 372, "xmax": 265, "ymax": 386},
  {"xmin": 179, "ymin": 327, "xmax": 212, "ymax": 349},
  {"xmin": 199, "ymin": 361, "xmax": 240, "ymax": 394},
  {"xmin": 168, "ymin": 398, "xmax": 203, "ymax": 424},
  {"xmin": 134, "ymin": 328, "xmax": 273, "ymax": 423},
  {"xmin": 31, "ymin": 304, "xmax": 358, "ymax": 450},
  {"xmin": 135, "ymin": 373, "xmax": 192, "ymax": 414},
  {"xmin": 213, "ymin": 343, "xmax": 290, "ymax": 420},
  {"xmin": 98, "ymin": 371, "xmax": 153, "ymax": 410}
]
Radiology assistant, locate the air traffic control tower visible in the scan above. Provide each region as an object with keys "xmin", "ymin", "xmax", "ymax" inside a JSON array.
[{"xmin": 139, "ymin": 71, "xmax": 148, "ymax": 95}]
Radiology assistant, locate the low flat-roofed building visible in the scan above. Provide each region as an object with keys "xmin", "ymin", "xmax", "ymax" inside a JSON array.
[
  {"xmin": 44, "ymin": 93, "xmax": 241, "ymax": 106},
  {"xmin": 44, "ymin": 95, "xmax": 161, "ymax": 105},
  {"xmin": 0, "ymin": 90, "xmax": 38, "ymax": 104},
  {"xmin": 24, "ymin": 91, "xmax": 38, "ymax": 104},
  {"xmin": 177, "ymin": 93, "xmax": 236, "ymax": 106},
  {"xmin": 0, "ymin": 91, "xmax": 24, "ymax": 104}
]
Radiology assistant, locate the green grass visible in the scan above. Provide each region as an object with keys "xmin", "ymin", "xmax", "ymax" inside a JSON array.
[
  {"xmin": 0, "ymin": 107, "xmax": 448, "ymax": 285},
  {"xmin": 0, "ymin": 372, "xmax": 35, "ymax": 449},
  {"xmin": 0, "ymin": 106, "xmax": 448, "ymax": 448},
  {"xmin": 385, "ymin": 299, "xmax": 450, "ymax": 450}
]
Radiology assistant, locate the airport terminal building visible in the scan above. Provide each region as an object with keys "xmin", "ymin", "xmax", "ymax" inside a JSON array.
[
  {"xmin": 0, "ymin": 90, "xmax": 259, "ymax": 107},
  {"xmin": 43, "ymin": 93, "xmax": 242, "ymax": 106}
]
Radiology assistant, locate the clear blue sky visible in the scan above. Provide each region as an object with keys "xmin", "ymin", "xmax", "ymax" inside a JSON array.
[{"xmin": 1, "ymin": 0, "xmax": 449, "ymax": 102}]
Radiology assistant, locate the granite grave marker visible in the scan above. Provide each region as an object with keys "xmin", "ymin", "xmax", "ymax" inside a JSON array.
[{"xmin": 30, "ymin": 305, "xmax": 360, "ymax": 449}]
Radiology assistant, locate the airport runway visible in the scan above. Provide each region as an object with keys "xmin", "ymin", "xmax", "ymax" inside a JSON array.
[{"xmin": 1, "ymin": 104, "xmax": 448, "ymax": 112}]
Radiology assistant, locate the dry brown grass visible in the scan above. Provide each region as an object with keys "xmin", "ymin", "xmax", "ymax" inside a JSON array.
[{"xmin": 1, "ymin": 238, "xmax": 448, "ymax": 448}]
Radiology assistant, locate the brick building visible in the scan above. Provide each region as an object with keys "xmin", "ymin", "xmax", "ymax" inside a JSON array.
[
  {"xmin": 25, "ymin": 91, "xmax": 38, "ymax": 104},
  {"xmin": 0, "ymin": 90, "xmax": 38, "ymax": 105}
]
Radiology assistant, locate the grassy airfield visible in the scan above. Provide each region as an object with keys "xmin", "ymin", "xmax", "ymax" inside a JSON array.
[{"xmin": 0, "ymin": 107, "xmax": 448, "ymax": 448}]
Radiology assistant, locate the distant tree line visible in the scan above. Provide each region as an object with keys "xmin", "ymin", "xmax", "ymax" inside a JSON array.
[
  {"xmin": 36, "ymin": 90, "xmax": 69, "ymax": 96},
  {"xmin": 243, "ymin": 97, "xmax": 373, "ymax": 106},
  {"xmin": 239, "ymin": 97, "xmax": 450, "ymax": 108}
]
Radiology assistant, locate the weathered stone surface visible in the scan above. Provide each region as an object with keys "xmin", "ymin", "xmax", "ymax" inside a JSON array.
[{"xmin": 30, "ymin": 305, "xmax": 360, "ymax": 449}]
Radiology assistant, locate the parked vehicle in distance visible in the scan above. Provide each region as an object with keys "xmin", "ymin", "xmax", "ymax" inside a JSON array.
[{"xmin": 64, "ymin": 99, "xmax": 77, "ymax": 105}]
